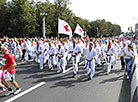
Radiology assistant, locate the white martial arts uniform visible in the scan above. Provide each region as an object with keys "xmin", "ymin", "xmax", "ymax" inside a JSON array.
[
  {"xmin": 42, "ymin": 42, "xmax": 49, "ymax": 63},
  {"xmin": 34, "ymin": 45, "xmax": 44, "ymax": 69},
  {"xmin": 48, "ymin": 45, "xmax": 56, "ymax": 69},
  {"xmin": 85, "ymin": 48, "xmax": 97, "ymax": 79},
  {"xmin": 16, "ymin": 44, "xmax": 22, "ymax": 58},
  {"xmin": 69, "ymin": 44, "xmax": 82, "ymax": 75},
  {"xmin": 25, "ymin": 40, "xmax": 32, "ymax": 61},
  {"xmin": 105, "ymin": 45, "xmax": 114, "ymax": 73},
  {"xmin": 57, "ymin": 46, "xmax": 66, "ymax": 72},
  {"xmin": 67, "ymin": 41, "xmax": 72, "ymax": 61},
  {"xmin": 11, "ymin": 41, "xmax": 17, "ymax": 60},
  {"xmin": 95, "ymin": 45, "xmax": 101, "ymax": 65}
]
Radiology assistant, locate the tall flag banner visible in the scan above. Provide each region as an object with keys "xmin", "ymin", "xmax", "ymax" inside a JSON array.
[
  {"xmin": 58, "ymin": 19, "xmax": 72, "ymax": 38},
  {"xmin": 74, "ymin": 24, "xmax": 84, "ymax": 37}
]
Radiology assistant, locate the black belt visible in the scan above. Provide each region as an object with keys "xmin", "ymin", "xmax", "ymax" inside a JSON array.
[
  {"xmin": 72, "ymin": 55, "xmax": 76, "ymax": 63},
  {"xmin": 36, "ymin": 52, "xmax": 42, "ymax": 55},
  {"xmin": 58, "ymin": 56, "xmax": 63, "ymax": 62},
  {"xmin": 106, "ymin": 54, "xmax": 111, "ymax": 63},
  {"xmin": 49, "ymin": 55, "xmax": 54, "ymax": 57},
  {"xmin": 86, "ymin": 59, "xmax": 92, "ymax": 62},
  {"xmin": 49, "ymin": 55, "xmax": 54, "ymax": 61},
  {"xmin": 72, "ymin": 55, "xmax": 76, "ymax": 57},
  {"xmin": 86, "ymin": 59, "xmax": 92, "ymax": 68}
]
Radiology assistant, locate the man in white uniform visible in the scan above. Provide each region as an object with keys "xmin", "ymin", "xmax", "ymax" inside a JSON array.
[
  {"xmin": 34, "ymin": 41, "xmax": 44, "ymax": 70},
  {"xmin": 48, "ymin": 42, "xmax": 56, "ymax": 70},
  {"xmin": 69, "ymin": 40, "xmax": 82, "ymax": 78},
  {"xmin": 62, "ymin": 41, "xmax": 68, "ymax": 66},
  {"xmin": 57, "ymin": 43, "xmax": 66, "ymax": 73},
  {"xmin": 85, "ymin": 42, "xmax": 97, "ymax": 80},
  {"xmin": 104, "ymin": 40, "xmax": 114, "ymax": 75},
  {"xmin": 10, "ymin": 39, "xmax": 17, "ymax": 60},
  {"xmin": 42, "ymin": 38, "xmax": 49, "ymax": 63},
  {"xmin": 25, "ymin": 39, "xmax": 32, "ymax": 62}
]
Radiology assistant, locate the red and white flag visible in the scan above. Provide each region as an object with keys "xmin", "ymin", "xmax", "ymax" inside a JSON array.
[
  {"xmin": 58, "ymin": 19, "xmax": 72, "ymax": 38},
  {"xmin": 74, "ymin": 24, "xmax": 84, "ymax": 37}
]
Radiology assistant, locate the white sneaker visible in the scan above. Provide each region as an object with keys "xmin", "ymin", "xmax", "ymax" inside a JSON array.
[
  {"xmin": 0, "ymin": 87, "xmax": 5, "ymax": 93},
  {"xmin": 57, "ymin": 70, "xmax": 61, "ymax": 73},
  {"xmin": 127, "ymin": 76, "xmax": 129, "ymax": 80},
  {"xmin": 125, "ymin": 72, "xmax": 127, "ymax": 76},
  {"xmin": 5, "ymin": 90, "xmax": 14, "ymax": 96},
  {"xmin": 62, "ymin": 70, "xmax": 66, "ymax": 73},
  {"xmin": 40, "ymin": 67, "xmax": 44, "ymax": 70},
  {"xmin": 14, "ymin": 88, "xmax": 21, "ymax": 95}
]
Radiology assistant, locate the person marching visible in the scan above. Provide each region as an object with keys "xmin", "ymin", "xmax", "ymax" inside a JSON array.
[
  {"xmin": 94, "ymin": 41, "xmax": 101, "ymax": 66},
  {"xmin": 105, "ymin": 40, "xmax": 114, "ymax": 75},
  {"xmin": 57, "ymin": 43, "xmax": 66, "ymax": 73},
  {"xmin": 42, "ymin": 38, "xmax": 49, "ymax": 64},
  {"xmin": 21, "ymin": 38, "xmax": 27, "ymax": 61},
  {"xmin": 47, "ymin": 42, "xmax": 56, "ymax": 70},
  {"xmin": 25, "ymin": 39, "xmax": 32, "ymax": 62},
  {"xmin": 85, "ymin": 42, "xmax": 97, "ymax": 80},
  {"xmin": 62, "ymin": 40, "xmax": 68, "ymax": 66},
  {"xmin": 16, "ymin": 42, "xmax": 22, "ymax": 59},
  {"xmin": 99, "ymin": 40, "xmax": 106, "ymax": 65},
  {"xmin": 69, "ymin": 40, "xmax": 82, "ymax": 78},
  {"xmin": 66, "ymin": 39, "xmax": 72, "ymax": 61},
  {"xmin": 10, "ymin": 39, "xmax": 17, "ymax": 60},
  {"xmin": 34, "ymin": 41, "xmax": 44, "ymax": 70}
]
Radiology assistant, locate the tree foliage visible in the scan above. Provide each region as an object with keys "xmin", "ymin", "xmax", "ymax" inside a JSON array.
[{"xmin": 0, "ymin": 0, "xmax": 121, "ymax": 38}]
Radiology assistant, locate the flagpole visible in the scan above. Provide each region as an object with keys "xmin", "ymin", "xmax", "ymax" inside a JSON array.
[
  {"xmin": 58, "ymin": 33, "xmax": 59, "ymax": 40},
  {"xmin": 58, "ymin": 18, "xmax": 59, "ymax": 40}
]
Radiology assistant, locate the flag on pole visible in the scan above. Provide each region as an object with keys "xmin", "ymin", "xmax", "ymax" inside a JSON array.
[
  {"xmin": 58, "ymin": 19, "xmax": 72, "ymax": 38},
  {"xmin": 74, "ymin": 24, "xmax": 84, "ymax": 37}
]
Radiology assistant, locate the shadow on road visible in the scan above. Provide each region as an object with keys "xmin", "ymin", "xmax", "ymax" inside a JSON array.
[
  {"xmin": 100, "ymin": 75, "xmax": 124, "ymax": 84},
  {"xmin": 118, "ymin": 76, "xmax": 130, "ymax": 102}
]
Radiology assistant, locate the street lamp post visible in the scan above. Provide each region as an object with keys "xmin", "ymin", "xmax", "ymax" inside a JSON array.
[{"xmin": 40, "ymin": 13, "xmax": 47, "ymax": 38}]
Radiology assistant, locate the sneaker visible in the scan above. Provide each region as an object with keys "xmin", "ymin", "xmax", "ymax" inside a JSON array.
[
  {"xmin": 4, "ymin": 90, "xmax": 14, "ymax": 96},
  {"xmin": 0, "ymin": 87, "xmax": 5, "ymax": 93},
  {"xmin": 106, "ymin": 72, "xmax": 109, "ymax": 75},
  {"xmin": 50, "ymin": 68, "xmax": 54, "ymax": 71},
  {"xmin": 88, "ymin": 77, "xmax": 91, "ymax": 80},
  {"xmin": 121, "ymin": 67, "xmax": 125, "ymax": 70},
  {"xmin": 14, "ymin": 88, "xmax": 21, "ymax": 95},
  {"xmin": 125, "ymin": 72, "xmax": 127, "ymax": 76},
  {"xmin": 62, "ymin": 70, "xmax": 66, "ymax": 73},
  {"xmin": 127, "ymin": 76, "xmax": 129, "ymax": 80},
  {"xmin": 57, "ymin": 70, "xmax": 61, "ymax": 73},
  {"xmin": 40, "ymin": 67, "xmax": 44, "ymax": 70},
  {"xmin": 49, "ymin": 68, "xmax": 53, "ymax": 71},
  {"xmin": 72, "ymin": 73, "xmax": 76, "ymax": 78},
  {"xmin": 111, "ymin": 65, "xmax": 113, "ymax": 69}
]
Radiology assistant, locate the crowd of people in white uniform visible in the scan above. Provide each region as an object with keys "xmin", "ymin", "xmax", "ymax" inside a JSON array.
[{"xmin": 0, "ymin": 35, "xmax": 138, "ymax": 93}]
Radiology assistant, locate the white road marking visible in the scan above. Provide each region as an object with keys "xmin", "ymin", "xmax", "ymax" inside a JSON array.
[
  {"xmin": 4, "ymin": 82, "xmax": 46, "ymax": 102},
  {"xmin": 63, "ymin": 61, "xmax": 84, "ymax": 73}
]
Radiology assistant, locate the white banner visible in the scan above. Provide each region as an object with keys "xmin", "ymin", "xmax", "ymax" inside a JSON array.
[
  {"xmin": 58, "ymin": 19, "xmax": 72, "ymax": 38},
  {"xmin": 74, "ymin": 24, "xmax": 84, "ymax": 37}
]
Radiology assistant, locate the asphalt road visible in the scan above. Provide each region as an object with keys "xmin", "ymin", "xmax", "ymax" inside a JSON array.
[{"xmin": 0, "ymin": 59, "xmax": 130, "ymax": 102}]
